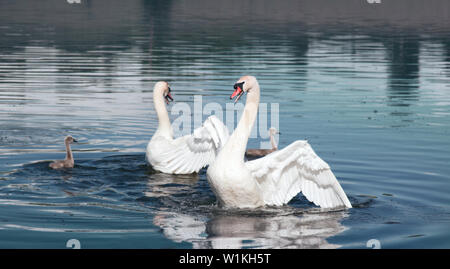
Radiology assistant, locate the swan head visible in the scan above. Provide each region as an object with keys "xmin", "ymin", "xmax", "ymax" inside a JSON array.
[
  {"xmin": 64, "ymin": 135, "xmax": 77, "ymax": 144},
  {"xmin": 154, "ymin": 81, "xmax": 173, "ymax": 104},
  {"xmin": 230, "ymin": 75, "xmax": 258, "ymax": 103}
]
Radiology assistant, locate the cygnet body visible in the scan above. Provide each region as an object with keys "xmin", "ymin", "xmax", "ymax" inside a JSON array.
[{"xmin": 49, "ymin": 136, "xmax": 77, "ymax": 169}]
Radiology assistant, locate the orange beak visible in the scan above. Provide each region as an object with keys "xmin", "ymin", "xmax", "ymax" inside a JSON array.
[
  {"xmin": 165, "ymin": 89, "xmax": 173, "ymax": 104},
  {"xmin": 231, "ymin": 82, "xmax": 245, "ymax": 103}
]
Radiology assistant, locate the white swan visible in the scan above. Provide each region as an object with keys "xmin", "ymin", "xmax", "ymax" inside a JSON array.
[
  {"xmin": 146, "ymin": 81, "xmax": 229, "ymax": 174},
  {"xmin": 207, "ymin": 76, "xmax": 352, "ymax": 209}
]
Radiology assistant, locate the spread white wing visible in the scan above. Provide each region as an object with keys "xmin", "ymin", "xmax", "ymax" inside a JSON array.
[
  {"xmin": 148, "ymin": 115, "xmax": 230, "ymax": 174},
  {"xmin": 245, "ymin": 140, "xmax": 352, "ymax": 208}
]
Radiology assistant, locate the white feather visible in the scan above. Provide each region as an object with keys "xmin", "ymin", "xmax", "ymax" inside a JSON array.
[
  {"xmin": 246, "ymin": 140, "xmax": 352, "ymax": 208},
  {"xmin": 147, "ymin": 115, "xmax": 229, "ymax": 174}
]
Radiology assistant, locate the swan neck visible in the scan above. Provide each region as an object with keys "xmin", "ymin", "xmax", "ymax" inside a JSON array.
[
  {"xmin": 270, "ymin": 133, "xmax": 278, "ymax": 150},
  {"xmin": 225, "ymin": 82, "xmax": 260, "ymax": 160},
  {"xmin": 154, "ymin": 90, "xmax": 172, "ymax": 138},
  {"xmin": 65, "ymin": 141, "xmax": 73, "ymax": 161}
]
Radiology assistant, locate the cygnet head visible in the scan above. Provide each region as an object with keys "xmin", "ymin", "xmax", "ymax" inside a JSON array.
[
  {"xmin": 269, "ymin": 127, "xmax": 280, "ymax": 136},
  {"xmin": 230, "ymin": 75, "xmax": 258, "ymax": 103},
  {"xmin": 154, "ymin": 81, "xmax": 173, "ymax": 104},
  {"xmin": 64, "ymin": 135, "xmax": 77, "ymax": 144}
]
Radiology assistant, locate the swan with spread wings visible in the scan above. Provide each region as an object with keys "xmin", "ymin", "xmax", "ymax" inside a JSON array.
[{"xmin": 206, "ymin": 76, "xmax": 352, "ymax": 209}]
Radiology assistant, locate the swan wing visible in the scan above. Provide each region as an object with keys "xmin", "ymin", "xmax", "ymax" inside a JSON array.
[
  {"xmin": 245, "ymin": 140, "xmax": 352, "ymax": 208},
  {"xmin": 155, "ymin": 115, "xmax": 229, "ymax": 174}
]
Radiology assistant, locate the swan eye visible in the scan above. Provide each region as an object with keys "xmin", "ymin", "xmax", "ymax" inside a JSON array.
[{"xmin": 233, "ymin": 82, "xmax": 245, "ymax": 90}]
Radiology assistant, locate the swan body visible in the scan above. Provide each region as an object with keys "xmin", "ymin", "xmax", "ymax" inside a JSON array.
[
  {"xmin": 245, "ymin": 127, "xmax": 279, "ymax": 158},
  {"xmin": 146, "ymin": 81, "xmax": 229, "ymax": 174},
  {"xmin": 49, "ymin": 136, "xmax": 77, "ymax": 169},
  {"xmin": 207, "ymin": 76, "xmax": 352, "ymax": 209}
]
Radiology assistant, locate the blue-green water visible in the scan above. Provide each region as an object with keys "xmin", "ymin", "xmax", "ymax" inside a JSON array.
[{"xmin": 1, "ymin": 0, "xmax": 450, "ymax": 248}]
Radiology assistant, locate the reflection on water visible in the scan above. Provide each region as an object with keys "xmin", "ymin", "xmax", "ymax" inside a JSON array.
[
  {"xmin": 155, "ymin": 211, "xmax": 347, "ymax": 249},
  {"xmin": 1, "ymin": 0, "xmax": 450, "ymax": 248},
  {"xmin": 385, "ymin": 36, "xmax": 420, "ymax": 107}
]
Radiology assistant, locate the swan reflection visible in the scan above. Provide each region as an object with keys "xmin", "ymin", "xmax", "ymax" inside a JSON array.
[
  {"xmin": 144, "ymin": 172, "xmax": 199, "ymax": 198},
  {"xmin": 153, "ymin": 208, "xmax": 348, "ymax": 249}
]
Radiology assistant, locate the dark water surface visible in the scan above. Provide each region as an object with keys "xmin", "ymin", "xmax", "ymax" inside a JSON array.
[{"xmin": 1, "ymin": 0, "xmax": 450, "ymax": 248}]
